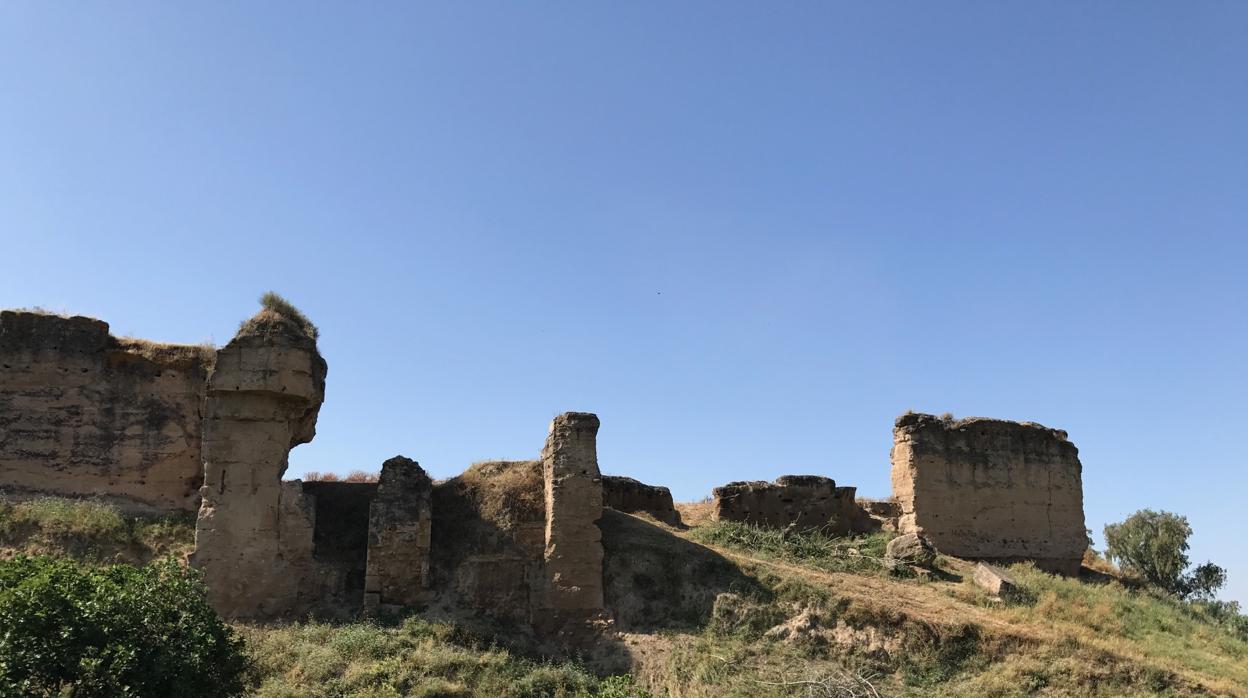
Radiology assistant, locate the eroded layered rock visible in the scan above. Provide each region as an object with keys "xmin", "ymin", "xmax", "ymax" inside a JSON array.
[
  {"xmin": 890, "ymin": 412, "xmax": 1086, "ymax": 575},
  {"xmin": 191, "ymin": 310, "xmax": 327, "ymax": 618},
  {"xmin": 0, "ymin": 311, "xmax": 211, "ymax": 512}
]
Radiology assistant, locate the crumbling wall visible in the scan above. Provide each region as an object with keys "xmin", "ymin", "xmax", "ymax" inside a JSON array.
[
  {"xmin": 602, "ymin": 475, "xmax": 681, "ymax": 526},
  {"xmin": 890, "ymin": 412, "xmax": 1086, "ymax": 575},
  {"xmin": 539, "ymin": 412, "xmax": 605, "ymax": 624},
  {"xmin": 711, "ymin": 476, "xmax": 867, "ymax": 534},
  {"xmin": 191, "ymin": 310, "xmax": 327, "ymax": 618},
  {"xmin": 364, "ymin": 456, "xmax": 432, "ymax": 610},
  {"xmin": 0, "ymin": 311, "xmax": 210, "ymax": 512}
]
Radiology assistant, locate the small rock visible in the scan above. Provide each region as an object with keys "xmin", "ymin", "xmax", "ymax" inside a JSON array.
[
  {"xmin": 973, "ymin": 562, "xmax": 1019, "ymax": 598},
  {"xmin": 886, "ymin": 533, "xmax": 937, "ymax": 566},
  {"xmin": 764, "ymin": 608, "xmax": 819, "ymax": 642}
]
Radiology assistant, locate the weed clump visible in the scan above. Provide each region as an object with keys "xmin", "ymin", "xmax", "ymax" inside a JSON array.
[
  {"xmin": 258, "ymin": 291, "xmax": 319, "ymax": 341},
  {"xmin": 0, "ymin": 497, "xmax": 195, "ymax": 563}
]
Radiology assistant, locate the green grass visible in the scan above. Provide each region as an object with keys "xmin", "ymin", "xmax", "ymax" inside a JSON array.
[
  {"xmin": 0, "ymin": 497, "xmax": 196, "ymax": 564},
  {"xmin": 241, "ymin": 619, "xmax": 648, "ymax": 697},
  {"xmin": 984, "ymin": 563, "xmax": 1248, "ymax": 693},
  {"xmin": 688, "ymin": 520, "xmax": 898, "ymax": 576}
]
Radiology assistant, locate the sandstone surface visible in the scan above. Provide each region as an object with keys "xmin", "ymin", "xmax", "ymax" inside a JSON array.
[
  {"xmin": 0, "ymin": 311, "xmax": 210, "ymax": 511},
  {"xmin": 540, "ymin": 412, "xmax": 606, "ymax": 619},
  {"xmin": 890, "ymin": 412, "xmax": 1086, "ymax": 575},
  {"xmin": 191, "ymin": 309, "xmax": 328, "ymax": 618}
]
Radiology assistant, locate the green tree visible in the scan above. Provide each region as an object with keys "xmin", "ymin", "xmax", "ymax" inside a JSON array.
[
  {"xmin": 1103, "ymin": 509, "xmax": 1225, "ymax": 599},
  {"xmin": 0, "ymin": 556, "xmax": 247, "ymax": 697}
]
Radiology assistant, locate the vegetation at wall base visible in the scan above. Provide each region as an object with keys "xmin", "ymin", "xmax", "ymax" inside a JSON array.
[
  {"xmin": 0, "ymin": 556, "xmax": 247, "ymax": 698},
  {"xmin": 0, "ymin": 496, "xmax": 195, "ymax": 563}
]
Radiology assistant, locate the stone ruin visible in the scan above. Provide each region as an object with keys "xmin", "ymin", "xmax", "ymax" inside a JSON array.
[
  {"xmin": 711, "ymin": 475, "xmax": 876, "ymax": 535},
  {"xmin": 890, "ymin": 412, "xmax": 1087, "ymax": 575},
  {"xmin": 0, "ymin": 310, "xmax": 209, "ymax": 512},
  {"xmin": 602, "ymin": 475, "xmax": 681, "ymax": 526},
  {"xmin": 0, "ymin": 305, "xmax": 1094, "ymax": 631}
]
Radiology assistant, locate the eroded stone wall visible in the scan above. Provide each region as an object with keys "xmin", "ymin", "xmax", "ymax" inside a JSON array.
[
  {"xmin": 602, "ymin": 475, "xmax": 681, "ymax": 526},
  {"xmin": 890, "ymin": 412, "xmax": 1086, "ymax": 575},
  {"xmin": 0, "ymin": 311, "xmax": 209, "ymax": 512},
  {"xmin": 711, "ymin": 475, "xmax": 868, "ymax": 534},
  {"xmin": 191, "ymin": 310, "xmax": 327, "ymax": 618},
  {"xmin": 365, "ymin": 456, "xmax": 432, "ymax": 610},
  {"xmin": 540, "ymin": 412, "xmax": 605, "ymax": 621}
]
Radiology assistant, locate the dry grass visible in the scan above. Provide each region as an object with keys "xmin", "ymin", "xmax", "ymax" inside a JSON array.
[
  {"xmin": 113, "ymin": 337, "xmax": 216, "ymax": 371},
  {"xmin": 674, "ymin": 498, "xmax": 715, "ymax": 527},
  {"xmin": 245, "ymin": 290, "xmax": 319, "ymax": 342},
  {"xmin": 302, "ymin": 470, "xmax": 380, "ymax": 483},
  {"xmin": 452, "ymin": 460, "xmax": 545, "ymax": 531},
  {"xmin": 677, "ymin": 525, "xmax": 1248, "ymax": 696}
]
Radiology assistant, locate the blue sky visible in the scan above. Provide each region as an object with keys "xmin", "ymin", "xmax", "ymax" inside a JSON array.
[{"xmin": 2, "ymin": 3, "xmax": 1245, "ymax": 602}]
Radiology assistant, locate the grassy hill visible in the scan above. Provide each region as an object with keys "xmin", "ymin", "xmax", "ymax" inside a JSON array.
[{"xmin": 2, "ymin": 495, "xmax": 1244, "ymax": 697}]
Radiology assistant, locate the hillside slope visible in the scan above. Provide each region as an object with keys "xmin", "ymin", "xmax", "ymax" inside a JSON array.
[{"xmin": 3, "ymin": 496, "xmax": 1245, "ymax": 697}]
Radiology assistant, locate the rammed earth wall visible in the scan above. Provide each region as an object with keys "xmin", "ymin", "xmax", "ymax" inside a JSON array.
[
  {"xmin": 0, "ymin": 311, "xmax": 209, "ymax": 512},
  {"xmin": 890, "ymin": 412, "xmax": 1087, "ymax": 575}
]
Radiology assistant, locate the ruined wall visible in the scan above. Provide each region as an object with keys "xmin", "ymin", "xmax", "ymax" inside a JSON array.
[
  {"xmin": 890, "ymin": 413, "xmax": 1086, "ymax": 575},
  {"xmin": 364, "ymin": 456, "xmax": 432, "ymax": 611},
  {"xmin": 602, "ymin": 475, "xmax": 681, "ymax": 526},
  {"xmin": 191, "ymin": 310, "xmax": 327, "ymax": 618},
  {"xmin": 539, "ymin": 412, "xmax": 605, "ymax": 624},
  {"xmin": 0, "ymin": 311, "xmax": 209, "ymax": 512},
  {"xmin": 712, "ymin": 476, "xmax": 867, "ymax": 534}
]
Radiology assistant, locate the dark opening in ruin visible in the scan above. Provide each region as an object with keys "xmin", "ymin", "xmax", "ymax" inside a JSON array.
[{"xmin": 302, "ymin": 481, "xmax": 377, "ymax": 600}]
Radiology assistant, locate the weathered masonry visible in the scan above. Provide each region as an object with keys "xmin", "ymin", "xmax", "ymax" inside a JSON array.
[
  {"xmin": 602, "ymin": 475, "xmax": 681, "ymax": 526},
  {"xmin": 711, "ymin": 475, "xmax": 875, "ymax": 535},
  {"xmin": 890, "ymin": 412, "xmax": 1087, "ymax": 575},
  {"xmin": 0, "ymin": 310, "xmax": 211, "ymax": 512}
]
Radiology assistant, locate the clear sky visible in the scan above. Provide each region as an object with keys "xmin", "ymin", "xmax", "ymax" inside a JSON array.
[{"xmin": 2, "ymin": 3, "xmax": 1245, "ymax": 602}]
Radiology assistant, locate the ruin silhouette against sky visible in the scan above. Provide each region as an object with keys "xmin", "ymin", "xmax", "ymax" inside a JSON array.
[{"xmin": 1, "ymin": 3, "xmax": 1244, "ymax": 602}]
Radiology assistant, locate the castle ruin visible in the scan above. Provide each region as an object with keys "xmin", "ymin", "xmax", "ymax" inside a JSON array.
[
  {"xmin": 890, "ymin": 412, "xmax": 1087, "ymax": 575},
  {"xmin": 0, "ymin": 305, "xmax": 1094, "ymax": 632}
]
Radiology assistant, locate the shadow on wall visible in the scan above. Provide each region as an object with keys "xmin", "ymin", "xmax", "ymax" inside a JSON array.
[{"xmin": 601, "ymin": 509, "xmax": 766, "ymax": 632}]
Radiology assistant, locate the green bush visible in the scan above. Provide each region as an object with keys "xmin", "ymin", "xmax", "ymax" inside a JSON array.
[{"xmin": 0, "ymin": 556, "xmax": 247, "ymax": 697}]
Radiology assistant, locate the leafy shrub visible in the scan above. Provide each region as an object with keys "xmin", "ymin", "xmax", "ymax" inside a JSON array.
[
  {"xmin": 0, "ymin": 556, "xmax": 247, "ymax": 697},
  {"xmin": 1103, "ymin": 509, "xmax": 1226, "ymax": 599}
]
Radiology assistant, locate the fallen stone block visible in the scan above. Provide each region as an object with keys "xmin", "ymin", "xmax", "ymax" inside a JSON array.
[
  {"xmin": 885, "ymin": 532, "xmax": 937, "ymax": 566},
  {"xmin": 973, "ymin": 562, "xmax": 1020, "ymax": 598}
]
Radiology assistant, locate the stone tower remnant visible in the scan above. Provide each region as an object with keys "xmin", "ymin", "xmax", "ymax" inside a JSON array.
[
  {"xmin": 890, "ymin": 412, "xmax": 1087, "ymax": 575},
  {"xmin": 364, "ymin": 455, "xmax": 433, "ymax": 611},
  {"xmin": 539, "ymin": 411, "xmax": 606, "ymax": 623},
  {"xmin": 190, "ymin": 308, "xmax": 328, "ymax": 617}
]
